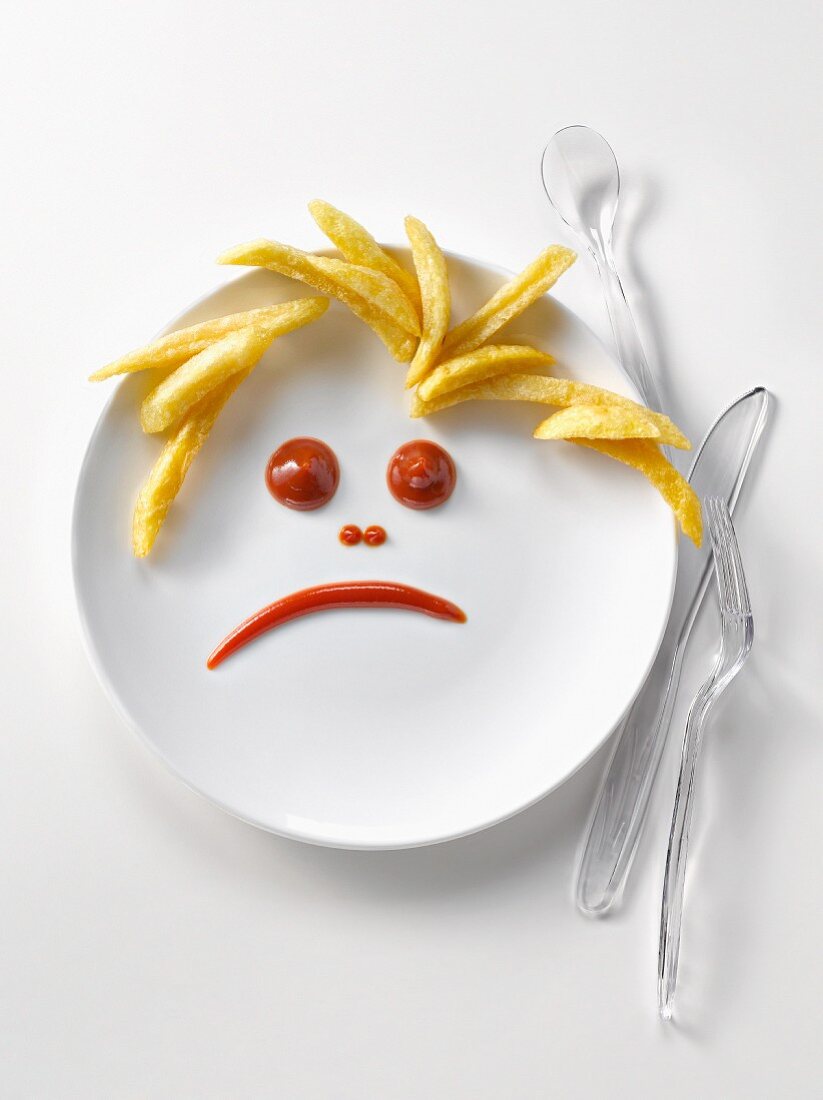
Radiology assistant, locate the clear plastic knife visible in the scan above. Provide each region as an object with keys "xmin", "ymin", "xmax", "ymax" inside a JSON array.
[{"xmin": 575, "ymin": 386, "xmax": 769, "ymax": 915}]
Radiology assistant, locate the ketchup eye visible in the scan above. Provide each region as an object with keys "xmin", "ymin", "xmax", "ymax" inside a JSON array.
[
  {"xmin": 386, "ymin": 439, "xmax": 456, "ymax": 510},
  {"xmin": 266, "ymin": 438, "xmax": 340, "ymax": 511}
]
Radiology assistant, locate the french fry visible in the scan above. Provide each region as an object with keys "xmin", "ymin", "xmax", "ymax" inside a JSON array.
[
  {"xmin": 411, "ymin": 373, "xmax": 690, "ymax": 449},
  {"xmin": 132, "ymin": 368, "xmax": 251, "ymax": 557},
  {"xmin": 440, "ymin": 245, "xmax": 576, "ymax": 359},
  {"xmin": 140, "ymin": 298, "xmax": 328, "ymax": 434},
  {"xmin": 309, "ymin": 199, "xmax": 422, "ymax": 313},
  {"xmin": 573, "ymin": 439, "xmax": 702, "ymax": 546},
  {"xmin": 89, "ymin": 304, "xmax": 319, "ymax": 383},
  {"xmin": 533, "ymin": 403, "xmax": 662, "ymax": 442},
  {"xmin": 417, "ymin": 345, "xmax": 554, "ymax": 402},
  {"xmin": 404, "ymin": 216, "xmax": 451, "ymax": 388},
  {"xmin": 307, "ymin": 254, "xmax": 419, "ymax": 337},
  {"xmin": 218, "ymin": 239, "xmax": 416, "ymax": 362}
]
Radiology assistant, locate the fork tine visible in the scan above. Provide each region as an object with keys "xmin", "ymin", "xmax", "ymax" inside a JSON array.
[{"xmin": 718, "ymin": 500, "xmax": 752, "ymax": 616}]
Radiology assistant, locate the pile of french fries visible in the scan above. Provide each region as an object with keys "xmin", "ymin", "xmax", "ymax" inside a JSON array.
[
  {"xmin": 220, "ymin": 201, "xmax": 700, "ymax": 546},
  {"xmin": 91, "ymin": 199, "xmax": 700, "ymax": 557},
  {"xmin": 90, "ymin": 299, "xmax": 329, "ymax": 556}
]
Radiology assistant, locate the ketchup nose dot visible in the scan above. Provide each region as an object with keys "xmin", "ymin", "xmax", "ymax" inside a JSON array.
[
  {"xmin": 363, "ymin": 525, "xmax": 387, "ymax": 546},
  {"xmin": 339, "ymin": 524, "xmax": 362, "ymax": 546}
]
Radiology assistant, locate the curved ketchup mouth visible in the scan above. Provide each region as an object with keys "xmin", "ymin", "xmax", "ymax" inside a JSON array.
[{"xmin": 207, "ymin": 581, "xmax": 467, "ymax": 669}]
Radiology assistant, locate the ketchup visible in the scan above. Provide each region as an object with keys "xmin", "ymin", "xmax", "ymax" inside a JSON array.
[
  {"xmin": 339, "ymin": 524, "xmax": 362, "ymax": 546},
  {"xmin": 363, "ymin": 525, "xmax": 387, "ymax": 546},
  {"xmin": 387, "ymin": 440, "xmax": 456, "ymax": 510},
  {"xmin": 266, "ymin": 438, "xmax": 339, "ymax": 510},
  {"xmin": 207, "ymin": 582, "xmax": 466, "ymax": 668}
]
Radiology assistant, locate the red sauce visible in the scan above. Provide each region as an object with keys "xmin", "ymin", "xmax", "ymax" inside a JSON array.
[
  {"xmin": 207, "ymin": 581, "xmax": 466, "ymax": 668},
  {"xmin": 363, "ymin": 525, "xmax": 387, "ymax": 546},
  {"xmin": 266, "ymin": 437, "xmax": 339, "ymax": 510},
  {"xmin": 387, "ymin": 439, "xmax": 456, "ymax": 510},
  {"xmin": 339, "ymin": 524, "xmax": 362, "ymax": 546}
]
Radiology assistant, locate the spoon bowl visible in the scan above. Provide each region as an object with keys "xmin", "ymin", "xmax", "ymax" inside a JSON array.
[
  {"xmin": 540, "ymin": 125, "xmax": 662, "ymax": 412},
  {"xmin": 541, "ymin": 125, "xmax": 621, "ymax": 252}
]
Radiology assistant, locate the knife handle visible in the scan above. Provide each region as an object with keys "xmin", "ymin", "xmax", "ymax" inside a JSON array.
[{"xmin": 575, "ymin": 618, "xmax": 688, "ymax": 916}]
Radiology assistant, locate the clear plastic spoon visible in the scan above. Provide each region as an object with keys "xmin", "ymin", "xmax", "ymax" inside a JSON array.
[{"xmin": 541, "ymin": 126, "xmax": 663, "ymax": 413}]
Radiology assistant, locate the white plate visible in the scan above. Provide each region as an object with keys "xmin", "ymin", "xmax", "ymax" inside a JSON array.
[{"xmin": 73, "ymin": 252, "xmax": 676, "ymax": 849}]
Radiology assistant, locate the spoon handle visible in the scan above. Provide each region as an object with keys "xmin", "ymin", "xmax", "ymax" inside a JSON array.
[{"xmin": 594, "ymin": 247, "xmax": 663, "ymax": 413}]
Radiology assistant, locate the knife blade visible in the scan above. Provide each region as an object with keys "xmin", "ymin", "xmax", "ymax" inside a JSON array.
[{"xmin": 575, "ymin": 386, "xmax": 769, "ymax": 916}]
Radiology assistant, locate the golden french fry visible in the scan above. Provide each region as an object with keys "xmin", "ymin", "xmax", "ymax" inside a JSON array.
[
  {"xmin": 89, "ymin": 304, "xmax": 318, "ymax": 383},
  {"xmin": 132, "ymin": 368, "xmax": 251, "ymax": 557},
  {"xmin": 411, "ymin": 372, "xmax": 690, "ymax": 449},
  {"xmin": 218, "ymin": 239, "xmax": 416, "ymax": 362},
  {"xmin": 534, "ymin": 403, "xmax": 662, "ymax": 442},
  {"xmin": 417, "ymin": 345, "xmax": 554, "ymax": 402},
  {"xmin": 306, "ymin": 254, "xmax": 419, "ymax": 337},
  {"xmin": 309, "ymin": 199, "xmax": 422, "ymax": 313},
  {"xmin": 140, "ymin": 298, "xmax": 328, "ymax": 434},
  {"xmin": 573, "ymin": 439, "xmax": 702, "ymax": 546},
  {"xmin": 440, "ymin": 245, "xmax": 576, "ymax": 359},
  {"xmin": 404, "ymin": 216, "xmax": 451, "ymax": 388}
]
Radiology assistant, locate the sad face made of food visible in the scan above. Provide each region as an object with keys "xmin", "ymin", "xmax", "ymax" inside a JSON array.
[
  {"xmin": 204, "ymin": 435, "xmax": 465, "ymax": 670},
  {"xmin": 89, "ymin": 202, "xmax": 701, "ymax": 666}
]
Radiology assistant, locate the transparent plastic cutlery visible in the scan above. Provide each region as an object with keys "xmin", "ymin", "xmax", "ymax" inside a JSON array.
[
  {"xmin": 575, "ymin": 387, "xmax": 768, "ymax": 915},
  {"xmin": 541, "ymin": 125, "xmax": 663, "ymax": 413},
  {"xmin": 658, "ymin": 498, "xmax": 754, "ymax": 1020},
  {"xmin": 540, "ymin": 128, "xmax": 768, "ymax": 917}
]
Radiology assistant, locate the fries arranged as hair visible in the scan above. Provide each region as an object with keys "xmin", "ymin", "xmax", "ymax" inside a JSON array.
[
  {"xmin": 92, "ymin": 298, "xmax": 329, "ymax": 555},
  {"xmin": 417, "ymin": 345, "xmax": 555, "ymax": 402},
  {"xmin": 439, "ymin": 245, "xmax": 576, "ymax": 361},
  {"xmin": 218, "ymin": 239, "xmax": 417, "ymax": 362},
  {"xmin": 574, "ymin": 440, "xmax": 702, "ymax": 546},
  {"xmin": 412, "ymin": 372, "xmax": 689, "ymax": 450},
  {"xmin": 132, "ymin": 368, "xmax": 252, "ymax": 557},
  {"xmin": 309, "ymin": 199, "xmax": 422, "ymax": 314},
  {"xmin": 93, "ymin": 198, "xmax": 699, "ymax": 556},
  {"xmin": 89, "ymin": 303, "xmax": 322, "ymax": 383},
  {"xmin": 533, "ymin": 404, "xmax": 664, "ymax": 442},
  {"xmin": 140, "ymin": 298, "xmax": 328, "ymax": 434},
  {"xmin": 403, "ymin": 216, "xmax": 451, "ymax": 389},
  {"xmin": 411, "ymin": 370, "xmax": 699, "ymax": 543}
]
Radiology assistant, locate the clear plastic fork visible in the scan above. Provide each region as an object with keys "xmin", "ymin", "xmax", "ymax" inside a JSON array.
[{"xmin": 658, "ymin": 497, "xmax": 754, "ymax": 1020}]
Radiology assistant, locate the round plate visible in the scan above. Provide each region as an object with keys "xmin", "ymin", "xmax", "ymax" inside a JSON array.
[{"xmin": 73, "ymin": 251, "xmax": 676, "ymax": 848}]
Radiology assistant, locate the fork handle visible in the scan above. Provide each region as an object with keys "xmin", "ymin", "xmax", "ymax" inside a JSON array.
[{"xmin": 658, "ymin": 685, "xmax": 714, "ymax": 1019}]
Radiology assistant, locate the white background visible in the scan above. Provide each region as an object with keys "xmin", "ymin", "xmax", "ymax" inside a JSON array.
[{"xmin": 3, "ymin": 1, "xmax": 822, "ymax": 1096}]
